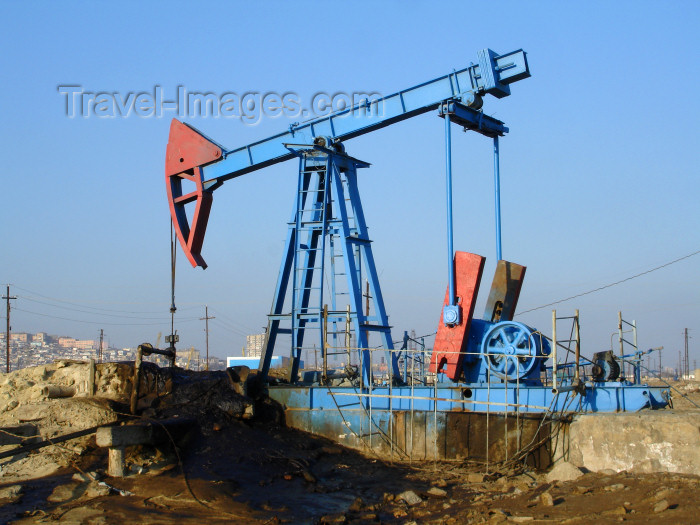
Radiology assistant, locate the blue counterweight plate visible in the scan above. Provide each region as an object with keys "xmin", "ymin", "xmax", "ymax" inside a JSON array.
[{"xmin": 481, "ymin": 321, "xmax": 549, "ymax": 380}]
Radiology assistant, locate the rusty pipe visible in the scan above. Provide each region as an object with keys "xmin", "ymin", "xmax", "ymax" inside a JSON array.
[{"xmin": 42, "ymin": 385, "xmax": 76, "ymax": 398}]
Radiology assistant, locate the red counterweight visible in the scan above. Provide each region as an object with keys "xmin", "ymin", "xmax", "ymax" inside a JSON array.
[{"xmin": 429, "ymin": 252, "xmax": 485, "ymax": 381}]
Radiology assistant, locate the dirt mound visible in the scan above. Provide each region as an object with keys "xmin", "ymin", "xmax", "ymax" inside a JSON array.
[{"xmin": 0, "ymin": 362, "xmax": 699, "ymax": 524}]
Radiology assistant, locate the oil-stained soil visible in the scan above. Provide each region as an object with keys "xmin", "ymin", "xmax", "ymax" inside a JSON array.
[{"xmin": 0, "ymin": 364, "xmax": 698, "ymax": 524}]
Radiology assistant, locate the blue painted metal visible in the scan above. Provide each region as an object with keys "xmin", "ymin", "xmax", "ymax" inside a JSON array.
[
  {"xmin": 260, "ymin": 145, "xmax": 401, "ymax": 384},
  {"xmin": 478, "ymin": 320, "xmax": 550, "ymax": 382},
  {"xmin": 199, "ymin": 49, "xmax": 529, "ymax": 189},
  {"xmin": 442, "ymin": 111, "xmax": 460, "ymax": 327},
  {"xmin": 269, "ymin": 382, "xmax": 670, "ymax": 416},
  {"xmin": 493, "ymin": 136, "xmax": 502, "ymax": 261}
]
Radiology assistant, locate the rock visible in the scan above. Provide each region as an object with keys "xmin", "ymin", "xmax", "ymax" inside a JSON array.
[
  {"xmin": 348, "ymin": 497, "xmax": 364, "ymax": 512},
  {"xmin": 320, "ymin": 513, "xmax": 347, "ymax": 524},
  {"xmin": 610, "ymin": 506, "xmax": 628, "ymax": 515},
  {"xmin": 654, "ymin": 488, "xmax": 670, "ymax": 501},
  {"xmin": 47, "ymin": 483, "xmax": 80, "ymax": 503},
  {"xmin": 435, "ymin": 478, "xmax": 448, "ymax": 488},
  {"xmin": 397, "ymin": 490, "xmax": 422, "ymax": 506},
  {"xmin": 468, "ymin": 472, "xmax": 486, "ymax": 483},
  {"xmin": 510, "ymin": 518, "xmax": 534, "ymax": 523},
  {"xmin": 442, "ymin": 502, "xmax": 451, "ymax": 510},
  {"xmin": 599, "ymin": 468, "xmax": 617, "ymax": 475},
  {"xmin": 606, "ymin": 483, "xmax": 625, "ymax": 491},
  {"xmin": 302, "ymin": 470, "xmax": 317, "ymax": 483},
  {"xmin": 72, "ymin": 472, "xmax": 94, "ymax": 482},
  {"xmin": 393, "ymin": 508, "xmax": 408, "ymax": 518},
  {"xmin": 490, "ymin": 516, "xmax": 507, "ymax": 524},
  {"xmin": 85, "ymin": 481, "xmax": 111, "ymax": 498},
  {"xmin": 653, "ymin": 499, "xmax": 669, "ymax": 513},
  {"xmin": 546, "ymin": 462, "xmax": 583, "ymax": 483},
  {"xmin": 540, "ymin": 492, "xmax": 554, "ymax": 506},
  {"xmin": 426, "ymin": 487, "xmax": 447, "ymax": 498},
  {"xmin": 383, "ymin": 492, "xmax": 394, "ymax": 502},
  {"xmin": 0, "ymin": 484, "xmax": 23, "ymax": 502}
]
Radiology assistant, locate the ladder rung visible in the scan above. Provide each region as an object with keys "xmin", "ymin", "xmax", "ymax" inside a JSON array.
[
  {"xmin": 346, "ymin": 236, "xmax": 371, "ymax": 244},
  {"xmin": 361, "ymin": 324, "xmax": 391, "ymax": 331}
]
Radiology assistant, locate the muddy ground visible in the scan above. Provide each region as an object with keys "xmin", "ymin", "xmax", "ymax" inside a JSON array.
[{"xmin": 0, "ymin": 363, "xmax": 698, "ymax": 524}]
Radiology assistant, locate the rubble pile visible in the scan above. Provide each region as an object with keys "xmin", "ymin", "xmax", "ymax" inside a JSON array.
[{"xmin": 0, "ymin": 362, "xmax": 698, "ymax": 524}]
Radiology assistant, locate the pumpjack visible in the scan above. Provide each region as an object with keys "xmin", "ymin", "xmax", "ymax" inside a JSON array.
[{"xmin": 164, "ymin": 47, "xmax": 669, "ymax": 438}]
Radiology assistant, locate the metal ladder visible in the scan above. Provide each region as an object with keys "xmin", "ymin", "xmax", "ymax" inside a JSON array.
[{"xmin": 259, "ymin": 145, "xmax": 401, "ymax": 385}]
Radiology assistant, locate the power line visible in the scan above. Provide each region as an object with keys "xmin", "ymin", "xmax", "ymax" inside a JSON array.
[
  {"xmin": 517, "ymin": 249, "xmax": 700, "ymax": 315},
  {"xmin": 13, "ymin": 307, "xmax": 200, "ymax": 326},
  {"xmin": 18, "ymin": 296, "xmax": 189, "ymax": 321},
  {"xmin": 210, "ymin": 319, "xmax": 249, "ymax": 338},
  {"xmin": 11, "ymin": 285, "xmax": 200, "ymax": 314},
  {"xmin": 207, "ymin": 307, "xmax": 256, "ymax": 334}
]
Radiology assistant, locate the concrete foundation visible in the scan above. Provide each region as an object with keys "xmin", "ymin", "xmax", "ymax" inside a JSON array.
[
  {"xmin": 283, "ymin": 408, "xmax": 552, "ymax": 467},
  {"xmin": 559, "ymin": 410, "xmax": 700, "ymax": 475}
]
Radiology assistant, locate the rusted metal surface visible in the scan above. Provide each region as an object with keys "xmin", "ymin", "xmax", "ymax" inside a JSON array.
[
  {"xmin": 430, "ymin": 252, "xmax": 485, "ymax": 380},
  {"xmin": 280, "ymin": 403, "xmax": 552, "ymax": 465},
  {"xmin": 97, "ymin": 417, "xmax": 196, "ymax": 478},
  {"xmin": 131, "ymin": 343, "xmax": 176, "ymax": 414},
  {"xmin": 41, "ymin": 385, "xmax": 77, "ymax": 398},
  {"xmin": 483, "ymin": 260, "xmax": 526, "ymax": 322}
]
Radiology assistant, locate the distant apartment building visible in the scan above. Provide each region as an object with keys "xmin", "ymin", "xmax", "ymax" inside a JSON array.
[
  {"xmin": 10, "ymin": 333, "xmax": 29, "ymax": 343},
  {"xmin": 245, "ymin": 334, "xmax": 265, "ymax": 358},
  {"xmin": 33, "ymin": 332, "xmax": 48, "ymax": 344},
  {"xmin": 58, "ymin": 337, "xmax": 97, "ymax": 350}
]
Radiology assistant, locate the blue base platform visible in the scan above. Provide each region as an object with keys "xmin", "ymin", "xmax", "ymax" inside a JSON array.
[{"xmin": 267, "ymin": 382, "xmax": 671, "ymax": 462}]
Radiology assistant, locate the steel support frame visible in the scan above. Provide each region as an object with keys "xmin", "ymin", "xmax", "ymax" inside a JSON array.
[{"xmin": 259, "ymin": 147, "xmax": 401, "ymax": 385}]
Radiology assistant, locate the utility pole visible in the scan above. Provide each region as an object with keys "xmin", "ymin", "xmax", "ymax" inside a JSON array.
[
  {"xmin": 98, "ymin": 329, "xmax": 104, "ymax": 363},
  {"xmin": 3, "ymin": 286, "xmax": 16, "ymax": 374},
  {"xmin": 200, "ymin": 305, "xmax": 215, "ymax": 371},
  {"xmin": 684, "ymin": 328, "xmax": 690, "ymax": 378}
]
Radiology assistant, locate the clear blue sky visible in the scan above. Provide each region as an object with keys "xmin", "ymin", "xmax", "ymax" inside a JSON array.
[{"xmin": 1, "ymin": 1, "xmax": 698, "ymax": 371}]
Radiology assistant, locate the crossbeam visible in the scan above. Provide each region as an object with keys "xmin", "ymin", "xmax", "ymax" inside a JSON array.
[{"xmin": 200, "ymin": 49, "xmax": 528, "ymax": 189}]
